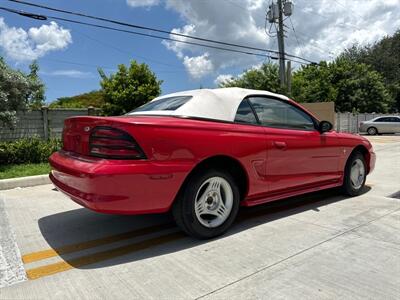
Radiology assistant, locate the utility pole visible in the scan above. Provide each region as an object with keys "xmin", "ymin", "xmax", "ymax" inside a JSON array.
[
  {"xmin": 277, "ymin": 0, "xmax": 285, "ymax": 88},
  {"xmin": 286, "ymin": 60, "xmax": 292, "ymax": 93},
  {"xmin": 266, "ymin": 1, "xmax": 293, "ymax": 89}
]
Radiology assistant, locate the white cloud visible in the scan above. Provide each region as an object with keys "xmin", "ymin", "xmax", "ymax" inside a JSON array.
[
  {"xmin": 213, "ymin": 64, "xmax": 262, "ymax": 86},
  {"xmin": 183, "ymin": 53, "xmax": 214, "ymax": 79},
  {"xmin": 0, "ymin": 18, "xmax": 72, "ymax": 62},
  {"xmin": 163, "ymin": 0, "xmax": 267, "ymax": 79},
  {"xmin": 290, "ymin": 0, "xmax": 400, "ymax": 61},
  {"xmin": 160, "ymin": 0, "xmax": 399, "ymax": 79},
  {"xmin": 126, "ymin": 0, "xmax": 160, "ymax": 8},
  {"xmin": 162, "ymin": 24, "xmax": 196, "ymax": 59},
  {"xmin": 40, "ymin": 69, "xmax": 93, "ymax": 79},
  {"xmin": 214, "ymin": 74, "xmax": 233, "ymax": 86}
]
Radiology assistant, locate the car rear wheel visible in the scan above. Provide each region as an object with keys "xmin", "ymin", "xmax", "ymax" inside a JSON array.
[
  {"xmin": 342, "ymin": 152, "xmax": 366, "ymax": 196},
  {"xmin": 172, "ymin": 169, "xmax": 240, "ymax": 239},
  {"xmin": 367, "ymin": 127, "xmax": 378, "ymax": 135}
]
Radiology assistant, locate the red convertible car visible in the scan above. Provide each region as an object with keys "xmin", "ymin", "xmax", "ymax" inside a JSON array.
[{"xmin": 50, "ymin": 88, "xmax": 375, "ymax": 239}]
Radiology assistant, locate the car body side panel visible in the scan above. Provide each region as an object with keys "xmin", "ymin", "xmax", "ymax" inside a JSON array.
[
  {"xmin": 50, "ymin": 117, "xmax": 269, "ymax": 214},
  {"xmin": 336, "ymin": 133, "xmax": 376, "ymax": 174},
  {"xmin": 131, "ymin": 120, "xmax": 269, "ymax": 200},
  {"xmin": 378, "ymin": 121, "xmax": 393, "ymax": 133},
  {"xmin": 50, "ymin": 115, "xmax": 375, "ymax": 215},
  {"xmin": 391, "ymin": 118, "xmax": 400, "ymax": 132},
  {"xmin": 262, "ymin": 128, "xmax": 342, "ymax": 193}
]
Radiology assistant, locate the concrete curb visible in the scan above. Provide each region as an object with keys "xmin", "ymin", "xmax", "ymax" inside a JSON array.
[
  {"xmin": 0, "ymin": 175, "xmax": 50, "ymax": 190},
  {"xmin": 0, "ymin": 195, "xmax": 27, "ymax": 287}
]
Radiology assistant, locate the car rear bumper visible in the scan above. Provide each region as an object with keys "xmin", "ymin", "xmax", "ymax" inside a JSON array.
[{"xmin": 49, "ymin": 150, "xmax": 191, "ymax": 214}]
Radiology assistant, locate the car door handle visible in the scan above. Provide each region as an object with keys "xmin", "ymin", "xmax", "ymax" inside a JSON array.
[{"xmin": 273, "ymin": 141, "xmax": 287, "ymax": 150}]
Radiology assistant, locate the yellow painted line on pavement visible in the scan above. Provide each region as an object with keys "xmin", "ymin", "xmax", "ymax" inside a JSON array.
[
  {"xmin": 26, "ymin": 232, "xmax": 185, "ymax": 280},
  {"xmin": 22, "ymin": 222, "xmax": 175, "ymax": 264},
  {"xmin": 23, "ymin": 193, "xmax": 330, "ymax": 280}
]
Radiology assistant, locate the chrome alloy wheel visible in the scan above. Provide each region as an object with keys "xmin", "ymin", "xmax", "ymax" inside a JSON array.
[
  {"xmin": 367, "ymin": 127, "xmax": 377, "ymax": 135},
  {"xmin": 194, "ymin": 176, "xmax": 234, "ymax": 228},
  {"xmin": 350, "ymin": 158, "xmax": 365, "ymax": 189}
]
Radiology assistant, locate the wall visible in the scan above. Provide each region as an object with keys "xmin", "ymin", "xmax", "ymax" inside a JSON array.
[
  {"xmin": 301, "ymin": 102, "xmax": 335, "ymax": 124},
  {"xmin": 0, "ymin": 107, "xmax": 99, "ymax": 141},
  {"xmin": 0, "ymin": 110, "xmax": 44, "ymax": 141}
]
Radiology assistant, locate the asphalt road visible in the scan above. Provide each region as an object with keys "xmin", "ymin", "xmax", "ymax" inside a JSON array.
[{"xmin": 0, "ymin": 135, "xmax": 399, "ymax": 299}]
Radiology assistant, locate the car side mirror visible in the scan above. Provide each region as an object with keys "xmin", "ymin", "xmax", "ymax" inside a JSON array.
[{"xmin": 318, "ymin": 120, "xmax": 333, "ymax": 133}]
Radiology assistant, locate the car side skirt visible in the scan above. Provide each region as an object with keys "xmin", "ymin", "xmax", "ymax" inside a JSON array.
[{"xmin": 241, "ymin": 179, "xmax": 342, "ymax": 207}]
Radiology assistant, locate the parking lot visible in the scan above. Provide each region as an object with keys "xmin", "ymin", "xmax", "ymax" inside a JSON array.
[{"xmin": 0, "ymin": 135, "xmax": 399, "ymax": 299}]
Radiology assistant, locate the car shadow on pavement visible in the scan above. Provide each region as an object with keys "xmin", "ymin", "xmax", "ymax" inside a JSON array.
[{"xmin": 37, "ymin": 186, "xmax": 371, "ymax": 270}]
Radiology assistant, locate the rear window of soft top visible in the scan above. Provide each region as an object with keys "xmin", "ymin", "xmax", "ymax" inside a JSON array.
[{"xmin": 131, "ymin": 96, "xmax": 192, "ymax": 112}]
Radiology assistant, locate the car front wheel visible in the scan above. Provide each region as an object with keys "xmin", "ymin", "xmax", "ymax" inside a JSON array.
[
  {"xmin": 342, "ymin": 152, "xmax": 367, "ymax": 196},
  {"xmin": 172, "ymin": 169, "xmax": 240, "ymax": 239},
  {"xmin": 367, "ymin": 127, "xmax": 378, "ymax": 135}
]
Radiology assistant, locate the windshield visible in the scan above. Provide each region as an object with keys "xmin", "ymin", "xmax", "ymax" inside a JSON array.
[{"xmin": 130, "ymin": 96, "xmax": 192, "ymax": 112}]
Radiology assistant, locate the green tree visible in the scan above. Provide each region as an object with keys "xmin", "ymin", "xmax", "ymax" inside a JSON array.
[
  {"xmin": 292, "ymin": 59, "xmax": 391, "ymax": 113},
  {"xmin": 331, "ymin": 59, "xmax": 391, "ymax": 113},
  {"xmin": 292, "ymin": 61, "xmax": 337, "ymax": 103},
  {"xmin": 339, "ymin": 31, "xmax": 400, "ymax": 111},
  {"xmin": 339, "ymin": 31, "xmax": 400, "ymax": 85},
  {"xmin": 0, "ymin": 58, "xmax": 46, "ymax": 127},
  {"xmin": 49, "ymin": 90, "xmax": 104, "ymax": 108},
  {"xmin": 27, "ymin": 61, "xmax": 46, "ymax": 109},
  {"xmin": 98, "ymin": 60, "xmax": 162, "ymax": 116},
  {"xmin": 1, "ymin": 58, "xmax": 30, "ymax": 127},
  {"xmin": 219, "ymin": 63, "xmax": 283, "ymax": 93}
]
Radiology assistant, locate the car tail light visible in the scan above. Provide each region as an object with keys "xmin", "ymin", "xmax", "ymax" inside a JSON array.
[{"xmin": 89, "ymin": 126, "xmax": 146, "ymax": 160}]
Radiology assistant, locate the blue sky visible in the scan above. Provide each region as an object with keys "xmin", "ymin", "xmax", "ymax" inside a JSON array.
[
  {"xmin": 0, "ymin": 0, "xmax": 399, "ymax": 103},
  {"xmin": 1, "ymin": 0, "xmax": 216, "ymax": 102}
]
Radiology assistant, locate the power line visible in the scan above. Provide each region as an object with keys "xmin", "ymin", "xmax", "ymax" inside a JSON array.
[
  {"xmin": 0, "ymin": 47, "xmax": 116, "ymax": 70},
  {"xmin": 287, "ymin": 58, "xmax": 310, "ymax": 65},
  {"xmin": 0, "ymin": 47, "xmax": 213, "ymax": 76},
  {"xmin": 288, "ymin": 25, "xmax": 335, "ymax": 59},
  {"xmin": 0, "ymin": 6, "xmax": 282, "ymax": 61},
  {"xmin": 73, "ymin": 29, "xmax": 184, "ymax": 70},
  {"xmin": 288, "ymin": 16, "xmax": 302, "ymax": 52},
  {"xmin": 295, "ymin": 35, "xmax": 334, "ymax": 58},
  {"xmin": 57, "ymin": 33, "xmax": 217, "ymax": 75},
  {"xmin": 223, "ymin": 0, "xmax": 308, "ymax": 64},
  {"xmin": 286, "ymin": 17, "xmax": 331, "ymax": 61},
  {"xmin": 6, "ymin": 0, "xmax": 316, "ymax": 64},
  {"xmin": 6, "ymin": 0, "xmax": 278, "ymax": 55}
]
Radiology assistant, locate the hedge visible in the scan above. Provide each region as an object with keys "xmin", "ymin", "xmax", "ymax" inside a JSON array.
[{"xmin": 0, "ymin": 137, "xmax": 61, "ymax": 165}]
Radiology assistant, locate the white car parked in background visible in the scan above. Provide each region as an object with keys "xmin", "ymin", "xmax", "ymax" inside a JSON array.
[{"xmin": 359, "ymin": 116, "xmax": 400, "ymax": 135}]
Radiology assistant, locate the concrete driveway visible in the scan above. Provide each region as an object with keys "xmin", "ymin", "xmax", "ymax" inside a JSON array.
[{"xmin": 0, "ymin": 135, "xmax": 399, "ymax": 299}]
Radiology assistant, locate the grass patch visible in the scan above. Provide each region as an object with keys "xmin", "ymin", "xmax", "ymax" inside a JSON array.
[{"xmin": 0, "ymin": 163, "xmax": 51, "ymax": 180}]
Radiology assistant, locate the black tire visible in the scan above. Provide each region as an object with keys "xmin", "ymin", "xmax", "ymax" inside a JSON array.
[
  {"xmin": 342, "ymin": 152, "xmax": 367, "ymax": 196},
  {"xmin": 367, "ymin": 127, "xmax": 378, "ymax": 135},
  {"xmin": 172, "ymin": 168, "xmax": 240, "ymax": 239}
]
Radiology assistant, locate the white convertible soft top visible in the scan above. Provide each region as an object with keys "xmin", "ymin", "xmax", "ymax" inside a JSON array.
[{"xmin": 128, "ymin": 87, "xmax": 289, "ymax": 122}]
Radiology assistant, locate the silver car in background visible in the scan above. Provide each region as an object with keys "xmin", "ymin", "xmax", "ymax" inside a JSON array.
[{"xmin": 359, "ymin": 116, "xmax": 400, "ymax": 135}]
